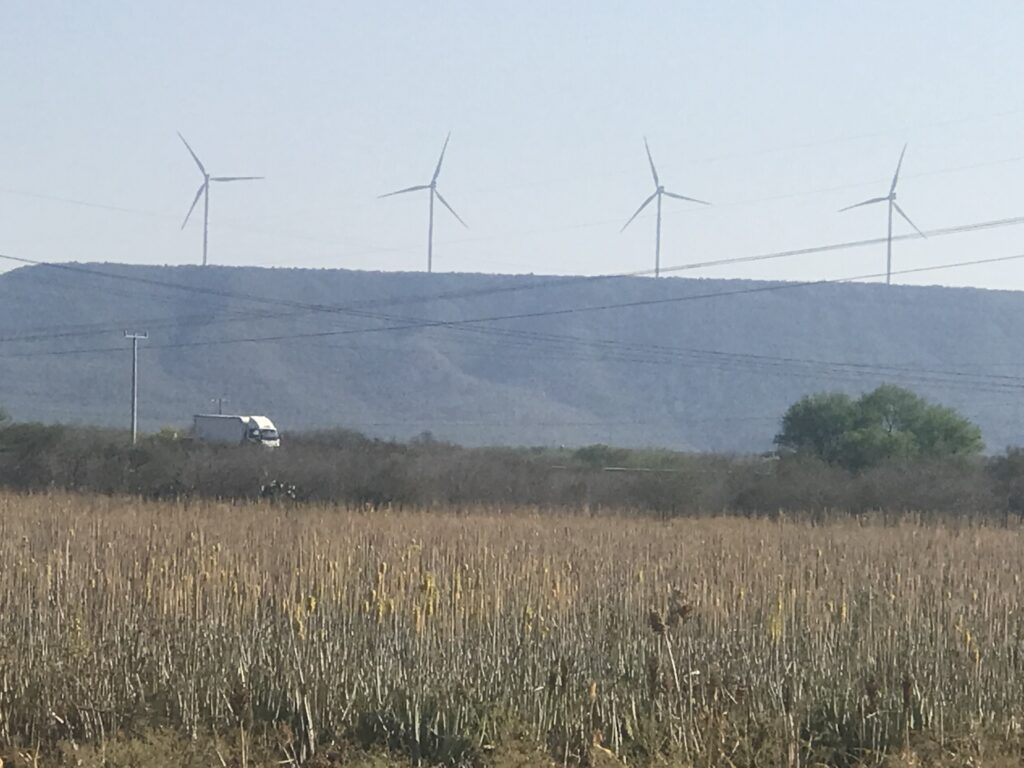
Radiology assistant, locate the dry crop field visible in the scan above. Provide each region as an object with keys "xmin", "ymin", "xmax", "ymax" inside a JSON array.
[{"xmin": 1, "ymin": 493, "xmax": 1023, "ymax": 767}]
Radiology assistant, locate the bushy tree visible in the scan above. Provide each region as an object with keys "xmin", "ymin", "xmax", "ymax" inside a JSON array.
[
  {"xmin": 774, "ymin": 392, "xmax": 857, "ymax": 465},
  {"xmin": 574, "ymin": 444, "xmax": 630, "ymax": 468},
  {"xmin": 775, "ymin": 385, "xmax": 982, "ymax": 470}
]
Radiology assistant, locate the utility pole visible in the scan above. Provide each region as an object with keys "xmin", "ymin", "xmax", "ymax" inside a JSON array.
[
  {"xmin": 124, "ymin": 331, "xmax": 147, "ymax": 444},
  {"xmin": 211, "ymin": 396, "xmax": 229, "ymax": 415}
]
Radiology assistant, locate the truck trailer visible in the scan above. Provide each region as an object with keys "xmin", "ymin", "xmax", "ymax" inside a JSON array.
[{"xmin": 192, "ymin": 414, "xmax": 281, "ymax": 448}]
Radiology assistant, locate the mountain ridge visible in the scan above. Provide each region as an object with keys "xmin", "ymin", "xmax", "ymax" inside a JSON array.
[{"xmin": 1, "ymin": 262, "xmax": 1022, "ymax": 452}]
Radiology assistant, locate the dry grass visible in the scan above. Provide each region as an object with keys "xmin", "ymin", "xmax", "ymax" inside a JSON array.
[{"xmin": 1, "ymin": 492, "xmax": 1023, "ymax": 767}]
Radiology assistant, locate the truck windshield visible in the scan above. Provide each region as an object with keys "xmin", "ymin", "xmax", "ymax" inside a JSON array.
[{"xmin": 261, "ymin": 429, "xmax": 279, "ymax": 440}]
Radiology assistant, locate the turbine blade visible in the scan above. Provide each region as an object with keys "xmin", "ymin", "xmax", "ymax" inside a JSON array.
[
  {"xmin": 434, "ymin": 188, "xmax": 468, "ymax": 227},
  {"xmin": 621, "ymin": 191, "xmax": 658, "ymax": 231},
  {"xmin": 210, "ymin": 176, "xmax": 264, "ymax": 182},
  {"xmin": 378, "ymin": 184, "xmax": 431, "ymax": 199},
  {"xmin": 839, "ymin": 196, "xmax": 889, "ymax": 212},
  {"xmin": 177, "ymin": 132, "xmax": 206, "ymax": 175},
  {"xmin": 432, "ymin": 132, "xmax": 451, "ymax": 183},
  {"xmin": 181, "ymin": 182, "xmax": 206, "ymax": 229},
  {"xmin": 663, "ymin": 190, "xmax": 711, "ymax": 206},
  {"xmin": 890, "ymin": 143, "xmax": 908, "ymax": 194},
  {"xmin": 893, "ymin": 202, "xmax": 926, "ymax": 238},
  {"xmin": 643, "ymin": 137, "xmax": 659, "ymax": 187}
]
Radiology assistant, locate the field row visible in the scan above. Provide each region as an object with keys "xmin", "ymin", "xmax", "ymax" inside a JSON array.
[{"xmin": 1, "ymin": 494, "xmax": 1022, "ymax": 766}]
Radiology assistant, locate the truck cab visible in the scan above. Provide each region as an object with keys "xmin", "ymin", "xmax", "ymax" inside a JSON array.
[{"xmin": 246, "ymin": 415, "xmax": 281, "ymax": 448}]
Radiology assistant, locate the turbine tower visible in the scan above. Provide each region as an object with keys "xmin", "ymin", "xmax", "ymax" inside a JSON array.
[
  {"xmin": 380, "ymin": 132, "xmax": 467, "ymax": 273},
  {"xmin": 840, "ymin": 144, "xmax": 926, "ymax": 285},
  {"xmin": 178, "ymin": 132, "xmax": 263, "ymax": 267},
  {"xmin": 622, "ymin": 138, "xmax": 710, "ymax": 277}
]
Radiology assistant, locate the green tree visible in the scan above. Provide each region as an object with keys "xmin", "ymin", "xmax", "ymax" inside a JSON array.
[
  {"xmin": 573, "ymin": 444, "xmax": 630, "ymax": 468},
  {"xmin": 910, "ymin": 400, "xmax": 985, "ymax": 459},
  {"xmin": 774, "ymin": 392, "xmax": 857, "ymax": 465},
  {"xmin": 775, "ymin": 385, "xmax": 982, "ymax": 470}
]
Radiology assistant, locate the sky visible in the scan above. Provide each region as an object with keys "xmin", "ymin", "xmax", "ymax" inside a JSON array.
[{"xmin": 2, "ymin": 2, "xmax": 1024, "ymax": 288}]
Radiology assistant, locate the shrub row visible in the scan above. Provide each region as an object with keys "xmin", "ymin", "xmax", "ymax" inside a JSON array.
[{"xmin": 1, "ymin": 422, "xmax": 1023, "ymax": 517}]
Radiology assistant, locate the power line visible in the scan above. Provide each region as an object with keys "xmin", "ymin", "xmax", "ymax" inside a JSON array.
[
  {"xmin": 335, "ymin": 415, "xmax": 781, "ymax": 429},
  {"xmin": 1, "ymin": 250, "xmax": 1022, "ymax": 361},
  {"xmin": 2, "ymin": 211, "xmax": 1024, "ymax": 349},
  {"xmin": 0, "ymin": 306, "xmax": 272, "ymax": 345},
  {"xmin": 3, "ymin": 215, "xmax": 1024, "ymax": 404},
  {"xmin": 9, "ymin": 332, "xmax": 1023, "ymax": 396},
  {"xmin": 8, "ymin": 250, "xmax": 1024, "ymax": 397}
]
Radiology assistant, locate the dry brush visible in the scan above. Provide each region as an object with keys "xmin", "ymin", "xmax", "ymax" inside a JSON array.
[{"xmin": 0, "ymin": 493, "xmax": 1022, "ymax": 766}]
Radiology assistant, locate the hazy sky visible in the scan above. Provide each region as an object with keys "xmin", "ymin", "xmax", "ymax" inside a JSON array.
[{"xmin": 2, "ymin": 2, "xmax": 1023, "ymax": 288}]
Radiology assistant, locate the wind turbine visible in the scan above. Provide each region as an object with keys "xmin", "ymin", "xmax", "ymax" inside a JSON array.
[
  {"xmin": 622, "ymin": 138, "xmax": 710, "ymax": 277},
  {"xmin": 840, "ymin": 144, "xmax": 926, "ymax": 285},
  {"xmin": 379, "ymin": 132, "xmax": 467, "ymax": 273},
  {"xmin": 178, "ymin": 132, "xmax": 263, "ymax": 267}
]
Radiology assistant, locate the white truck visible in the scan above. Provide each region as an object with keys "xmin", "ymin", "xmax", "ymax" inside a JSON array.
[{"xmin": 192, "ymin": 414, "xmax": 281, "ymax": 448}]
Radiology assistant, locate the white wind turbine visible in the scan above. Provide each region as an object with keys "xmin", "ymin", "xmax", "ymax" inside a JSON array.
[
  {"xmin": 178, "ymin": 132, "xmax": 263, "ymax": 267},
  {"xmin": 840, "ymin": 144, "xmax": 926, "ymax": 285},
  {"xmin": 622, "ymin": 138, "xmax": 710, "ymax": 277},
  {"xmin": 379, "ymin": 132, "xmax": 467, "ymax": 273}
]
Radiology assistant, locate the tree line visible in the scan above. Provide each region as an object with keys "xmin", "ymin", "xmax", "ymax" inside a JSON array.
[
  {"xmin": 0, "ymin": 387, "xmax": 1015, "ymax": 520},
  {"xmin": 1, "ymin": 386, "xmax": 1023, "ymax": 519}
]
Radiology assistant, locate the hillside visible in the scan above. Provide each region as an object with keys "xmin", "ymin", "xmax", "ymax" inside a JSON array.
[{"xmin": 1, "ymin": 262, "xmax": 1022, "ymax": 453}]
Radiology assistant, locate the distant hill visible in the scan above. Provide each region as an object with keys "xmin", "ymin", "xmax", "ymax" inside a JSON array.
[{"xmin": 1, "ymin": 262, "xmax": 1023, "ymax": 453}]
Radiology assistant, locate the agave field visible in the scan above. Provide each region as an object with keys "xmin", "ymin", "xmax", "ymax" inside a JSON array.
[{"xmin": 1, "ymin": 492, "xmax": 1023, "ymax": 767}]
